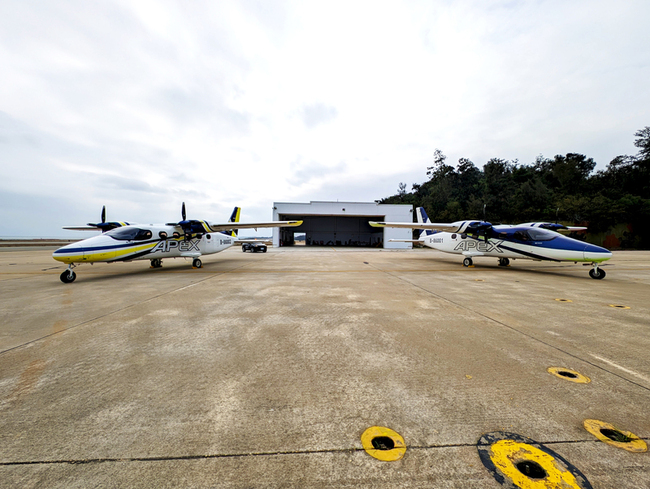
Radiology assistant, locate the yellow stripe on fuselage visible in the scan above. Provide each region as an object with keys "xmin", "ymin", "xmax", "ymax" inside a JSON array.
[{"xmin": 55, "ymin": 242, "xmax": 157, "ymax": 264}]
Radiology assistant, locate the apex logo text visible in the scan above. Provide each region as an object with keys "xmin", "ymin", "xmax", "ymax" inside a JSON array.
[
  {"xmin": 454, "ymin": 239, "xmax": 503, "ymax": 253},
  {"xmin": 151, "ymin": 240, "xmax": 201, "ymax": 253}
]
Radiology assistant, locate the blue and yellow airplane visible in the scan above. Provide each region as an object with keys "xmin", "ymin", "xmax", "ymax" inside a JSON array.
[{"xmin": 53, "ymin": 203, "xmax": 302, "ymax": 283}]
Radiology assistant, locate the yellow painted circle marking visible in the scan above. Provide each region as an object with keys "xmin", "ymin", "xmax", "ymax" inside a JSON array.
[
  {"xmin": 555, "ymin": 298, "xmax": 573, "ymax": 302},
  {"xmin": 547, "ymin": 367, "xmax": 590, "ymax": 383},
  {"xmin": 475, "ymin": 279, "xmax": 485, "ymax": 281},
  {"xmin": 490, "ymin": 440, "xmax": 582, "ymax": 488},
  {"xmin": 583, "ymin": 419, "xmax": 647, "ymax": 452},
  {"xmin": 361, "ymin": 426, "xmax": 406, "ymax": 461},
  {"xmin": 608, "ymin": 304, "xmax": 630, "ymax": 309}
]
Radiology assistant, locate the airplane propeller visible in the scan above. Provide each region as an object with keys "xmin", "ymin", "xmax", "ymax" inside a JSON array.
[
  {"xmin": 166, "ymin": 202, "xmax": 202, "ymax": 240},
  {"xmin": 87, "ymin": 205, "xmax": 123, "ymax": 232}
]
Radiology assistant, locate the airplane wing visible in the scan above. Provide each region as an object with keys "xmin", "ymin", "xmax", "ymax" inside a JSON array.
[
  {"xmin": 63, "ymin": 226, "xmax": 103, "ymax": 231},
  {"xmin": 207, "ymin": 220, "xmax": 303, "ymax": 232},
  {"xmin": 370, "ymin": 221, "xmax": 457, "ymax": 231}
]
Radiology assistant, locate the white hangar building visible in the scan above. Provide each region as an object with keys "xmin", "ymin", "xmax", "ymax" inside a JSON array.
[{"xmin": 272, "ymin": 201, "xmax": 413, "ymax": 249}]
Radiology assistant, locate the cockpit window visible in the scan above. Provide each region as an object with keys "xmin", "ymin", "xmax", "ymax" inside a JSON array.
[
  {"xmin": 527, "ymin": 228, "xmax": 557, "ymax": 241},
  {"xmin": 107, "ymin": 228, "xmax": 153, "ymax": 241}
]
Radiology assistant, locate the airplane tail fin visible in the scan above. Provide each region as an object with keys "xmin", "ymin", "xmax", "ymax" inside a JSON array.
[
  {"xmin": 416, "ymin": 207, "xmax": 435, "ymax": 239},
  {"xmin": 228, "ymin": 207, "xmax": 241, "ymax": 237}
]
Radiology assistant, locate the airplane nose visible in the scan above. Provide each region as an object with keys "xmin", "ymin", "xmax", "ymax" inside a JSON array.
[
  {"xmin": 583, "ymin": 243, "xmax": 612, "ymax": 261},
  {"xmin": 52, "ymin": 242, "xmax": 84, "ymax": 263}
]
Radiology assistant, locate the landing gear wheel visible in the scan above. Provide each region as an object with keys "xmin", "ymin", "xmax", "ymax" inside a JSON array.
[
  {"xmin": 463, "ymin": 257, "xmax": 473, "ymax": 267},
  {"xmin": 589, "ymin": 268, "xmax": 606, "ymax": 280},
  {"xmin": 498, "ymin": 258, "xmax": 510, "ymax": 267},
  {"xmin": 60, "ymin": 270, "xmax": 76, "ymax": 283},
  {"xmin": 150, "ymin": 259, "xmax": 163, "ymax": 268},
  {"xmin": 193, "ymin": 258, "xmax": 202, "ymax": 268}
]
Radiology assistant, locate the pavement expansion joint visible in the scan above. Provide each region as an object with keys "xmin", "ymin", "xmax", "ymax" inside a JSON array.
[{"xmin": 4, "ymin": 438, "xmax": 647, "ymax": 467}]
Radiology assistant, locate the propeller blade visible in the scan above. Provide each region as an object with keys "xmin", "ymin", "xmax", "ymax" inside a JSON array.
[
  {"xmin": 182, "ymin": 202, "xmax": 186, "ymax": 221},
  {"xmin": 101, "ymin": 205, "xmax": 106, "ymax": 224}
]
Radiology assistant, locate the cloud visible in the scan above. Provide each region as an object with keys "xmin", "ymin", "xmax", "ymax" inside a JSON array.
[
  {"xmin": 300, "ymin": 103, "xmax": 339, "ymax": 129},
  {"xmin": 288, "ymin": 159, "xmax": 346, "ymax": 186}
]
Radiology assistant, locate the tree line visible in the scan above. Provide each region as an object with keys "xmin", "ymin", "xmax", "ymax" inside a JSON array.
[{"xmin": 378, "ymin": 127, "xmax": 650, "ymax": 249}]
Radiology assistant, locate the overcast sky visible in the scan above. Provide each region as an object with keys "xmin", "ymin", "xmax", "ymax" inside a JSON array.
[{"xmin": 1, "ymin": 0, "xmax": 648, "ymax": 237}]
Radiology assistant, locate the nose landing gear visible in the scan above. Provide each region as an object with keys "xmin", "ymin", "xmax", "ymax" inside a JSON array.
[
  {"xmin": 60, "ymin": 264, "xmax": 77, "ymax": 283},
  {"xmin": 589, "ymin": 263, "xmax": 606, "ymax": 280}
]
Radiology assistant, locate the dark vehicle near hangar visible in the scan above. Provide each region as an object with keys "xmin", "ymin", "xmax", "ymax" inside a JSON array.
[{"xmin": 242, "ymin": 242, "xmax": 267, "ymax": 253}]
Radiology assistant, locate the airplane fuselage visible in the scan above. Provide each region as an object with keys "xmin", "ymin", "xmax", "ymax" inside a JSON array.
[{"xmin": 53, "ymin": 225, "xmax": 235, "ymax": 264}]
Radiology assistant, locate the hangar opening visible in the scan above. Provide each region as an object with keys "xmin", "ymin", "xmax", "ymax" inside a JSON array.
[{"xmin": 272, "ymin": 201, "xmax": 413, "ymax": 249}]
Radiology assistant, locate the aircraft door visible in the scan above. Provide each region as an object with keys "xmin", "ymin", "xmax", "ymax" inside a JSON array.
[
  {"xmin": 510, "ymin": 231, "xmax": 532, "ymax": 258},
  {"xmin": 204, "ymin": 234, "xmax": 218, "ymax": 253}
]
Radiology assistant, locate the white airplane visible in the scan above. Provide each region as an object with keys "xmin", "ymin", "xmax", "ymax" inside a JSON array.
[
  {"xmin": 53, "ymin": 203, "xmax": 302, "ymax": 283},
  {"xmin": 370, "ymin": 207, "xmax": 612, "ymax": 279}
]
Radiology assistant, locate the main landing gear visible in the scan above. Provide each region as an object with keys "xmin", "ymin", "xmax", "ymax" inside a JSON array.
[
  {"xmin": 498, "ymin": 257, "xmax": 510, "ymax": 267},
  {"xmin": 60, "ymin": 264, "xmax": 77, "ymax": 283},
  {"xmin": 150, "ymin": 258, "xmax": 163, "ymax": 268},
  {"xmin": 589, "ymin": 263, "xmax": 606, "ymax": 280},
  {"xmin": 463, "ymin": 257, "xmax": 473, "ymax": 267},
  {"xmin": 192, "ymin": 258, "xmax": 202, "ymax": 269}
]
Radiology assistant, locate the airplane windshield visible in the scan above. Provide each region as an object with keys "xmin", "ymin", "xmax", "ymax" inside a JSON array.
[
  {"xmin": 526, "ymin": 228, "xmax": 557, "ymax": 241},
  {"xmin": 107, "ymin": 228, "xmax": 153, "ymax": 241}
]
